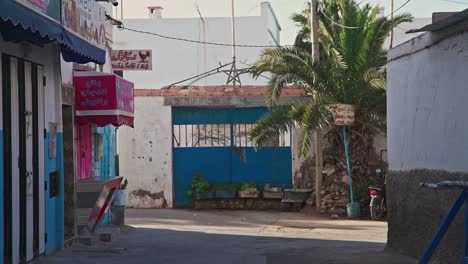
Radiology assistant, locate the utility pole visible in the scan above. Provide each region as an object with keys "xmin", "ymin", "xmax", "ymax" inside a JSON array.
[
  {"xmin": 231, "ymin": 0, "xmax": 236, "ymax": 66},
  {"xmin": 226, "ymin": 0, "xmax": 241, "ymax": 87},
  {"xmin": 390, "ymin": 0, "xmax": 394, "ymax": 48},
  {"xmin": 311, "ymin": 0, "xmax": 323, "ymax": 209}
]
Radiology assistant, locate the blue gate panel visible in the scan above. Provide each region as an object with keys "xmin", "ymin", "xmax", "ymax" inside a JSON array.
[
  {"xmin": 173, "ymin": 107, "xmax": 268, "ymax": 125},
  {"xmin": 172, "ymin": 107, "xmax": 293, "ymax": 208},
  {"xmin": 174, "ymin": 148, "xmax": 231, "ymax": 207},
  {"xmin": 231, "ymin": 147, "xmax": 292, "ymax": 189}
]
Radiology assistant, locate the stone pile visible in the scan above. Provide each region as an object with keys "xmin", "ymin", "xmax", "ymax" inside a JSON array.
[
  {"xmin": 318, "ymin": 156, "xmax": 352, "ymax": 218},
  {"xmin": 319, "ymin": 184, "xmax": 350, "ymax": 218}
]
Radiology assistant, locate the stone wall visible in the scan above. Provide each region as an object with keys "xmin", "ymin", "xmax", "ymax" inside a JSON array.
[{"xmin": 386, "ymin": 169, "xmax": 468, "ymax": 262}]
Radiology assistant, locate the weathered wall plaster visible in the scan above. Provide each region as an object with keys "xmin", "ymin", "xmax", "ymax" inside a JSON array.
[{"xmin": 118, "ymin": 97, "xmax": 173, "ymax": 208}]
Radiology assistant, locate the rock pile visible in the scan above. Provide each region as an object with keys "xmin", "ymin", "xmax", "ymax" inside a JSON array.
[
  {"xmin": 319, "ymin": 184, "xmax": 350, "ymax": 218},
  {"xmin": 318, "ymin": 148, "xmax": 354, "ymax": 218}
]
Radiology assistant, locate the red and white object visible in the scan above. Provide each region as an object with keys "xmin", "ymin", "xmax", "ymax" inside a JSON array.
[
  {"xmin": 74, "ymin": 71, "xmax": 134, "ymax": 127},
  {"xmin": 111, "ymin": 50, "xmax": 153, "ymax": 71},
  {"xmin": 333, "ymin": 104, "xmax": 355, "ymax": 126}
]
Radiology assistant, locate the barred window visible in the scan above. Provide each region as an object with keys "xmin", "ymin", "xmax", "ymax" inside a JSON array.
[{"xmin": 173, "ymin": 123, "xmax": 290, "ymax": 148}]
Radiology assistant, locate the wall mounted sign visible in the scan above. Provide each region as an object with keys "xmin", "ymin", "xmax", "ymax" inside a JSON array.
[
  {"xmin": 74, "ymin": 71, "xmax": 135, "ymax": 127},
  {"xmin": 15, "ymin": 0, "xmax": 61, "ymax": 21},
  {"xmin": 333, "ymin": 104, "xmax": 355, "ymax": 126},
  {"xmin": 111, "ymin": 50, "xmax": 152, "ymax": 71},
  {"xmin": 61, "ymin": 0, "xmax": 107, "ymax": 49}
]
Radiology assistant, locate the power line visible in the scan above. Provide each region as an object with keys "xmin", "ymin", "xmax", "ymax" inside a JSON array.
[
  {"xmin": 386, "ymin": 0, "xmax": 413, "ymax": 18},
  {"xmin": 396, "ymin": 26, "xmax": 419, "ymax": 35},
  {"xmin": 168, "ymin": 62, "xmax": 232, "ymax": 87},
  {"xmin": 120, "ymin": 26, "xmax": 293, "ymax": 48},
  {"xmin": 318, "ymin": 4, "xmax": 360, "ymax": 29},
  {"xmin": 441, "ymin": 0, "xmax": 468, "ymax": 5}
]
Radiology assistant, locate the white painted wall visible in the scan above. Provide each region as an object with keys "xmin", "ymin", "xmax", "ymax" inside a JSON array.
[
  {"xmin": 387, "ymin": 30, "xmax": 468, "ymax": 172},
  {"xmin": 386, "ymin": 18, "xmax": 432, "ymax": 48},
  {"xmin": 118, "ymin": 97, "xmax": 173, "ymax": 207},
  {"xmin": 113, "ymin": 2, "xmax": 279, "ymax": 89},
  {"xmin": 116, "ymin": 3, "xmax": 280, "ymax": 208}
]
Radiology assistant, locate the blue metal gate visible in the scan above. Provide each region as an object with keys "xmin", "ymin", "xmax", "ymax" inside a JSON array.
[{"xmin": 173, "ymin": 107, "xmax": 292, "ymax": 207}]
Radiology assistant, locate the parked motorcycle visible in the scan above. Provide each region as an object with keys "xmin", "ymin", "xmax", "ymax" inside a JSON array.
[{"xmin": 369, "ymin": 150, "xmax": 387, "ymax": 221}]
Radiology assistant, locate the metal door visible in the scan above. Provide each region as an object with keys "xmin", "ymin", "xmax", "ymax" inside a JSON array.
[
  {"xmin": 2, "ymin": 54, "xmax": 44, "ymax": 264},
  {"xmin": 173, "ymin": 107, "xmax": 292, "ymax": 207}
]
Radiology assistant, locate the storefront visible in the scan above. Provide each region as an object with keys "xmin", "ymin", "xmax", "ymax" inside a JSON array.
[
  {"xmin": 73, "ymin": 71, "xmax": 134, "ymax": 228},
  {"xmin": 0, "ymin": 0, "xmax": 106, "ymax": 263}
]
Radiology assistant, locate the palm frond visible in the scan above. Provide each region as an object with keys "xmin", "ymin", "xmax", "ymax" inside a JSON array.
[{"xmin": 249, "ymin": 106, "xmax": 304, "ymax": 148}]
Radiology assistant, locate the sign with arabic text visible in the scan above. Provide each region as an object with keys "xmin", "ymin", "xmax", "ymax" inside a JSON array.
[
  {"xmin": 62, "ymin": 0, "xmax": 107, "ymax": 49},
  {"xmin": 333, "ymin": 104, "xmax": 355, "ymax": 126},
  {"xmin": 74, "ymin": 72, "xmax": 134, "ymax": 127},
  {"xmin": 111, "ymin": 50, "xmax": 153, "ymax": 71},
  {"xmin": 15, "ymin": 0, "xmax": 61, "ymax": 21}
]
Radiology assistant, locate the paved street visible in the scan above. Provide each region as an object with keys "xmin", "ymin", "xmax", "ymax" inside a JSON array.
[{"xmin": 36, "ymin": 209, "xmax": 417, "ymax": 264}]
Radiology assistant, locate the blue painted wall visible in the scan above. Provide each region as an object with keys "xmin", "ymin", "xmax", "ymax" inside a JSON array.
[
  {"xmin": 174, "ymin": 148, "xmax": 231, "ymax": 206},
  {"xmin": 94, "ymin": 125, "xmax": 117, "ymax": 226},
  {"xmin": 94, "ymin": 126, "xmax": 116, "ymax": 180},
  {"xmin": 173, "ymin": 107, "xmax": 268, "ymax": 125},
  {"xmin": 173, "ymin": 147, "xmax": 292, "ymax": 207},
  {"xmin": 45, "ymin": 133, "xmax": 64, "ymax": 254},
  {"xmin": 172, "ymin": 107, "xmax": 293, "ymax": 207},
  {"xmin": 0, "ymin": 130, "xmax": 3, "ymax": 264},
  {"xmin": 231, "ymin": 147, "xmax": 292, "ymax": 188}
]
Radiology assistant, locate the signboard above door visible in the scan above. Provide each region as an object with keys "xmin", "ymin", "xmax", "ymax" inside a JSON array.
[
  {"xmin": 15, "ymin": 0, "xmax": 61, "ymax": 21},
  {"xmin": 74, "ymin": 71, "xmax": 135, "ymax": 127},
  {"xmin": 111, "ymin": 50, "xmax": 153, "ymax": 71},
  {"xmin": 61, "ymin": 0, "xmax": 108, "ymax": 49}
]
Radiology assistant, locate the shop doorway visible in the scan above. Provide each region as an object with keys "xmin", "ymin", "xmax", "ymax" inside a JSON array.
[{"xmin": 62, "ymin": 105, "xmax": 76, "ymax": 243}]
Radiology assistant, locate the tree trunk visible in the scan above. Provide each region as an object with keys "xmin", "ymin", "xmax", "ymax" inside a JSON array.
[{"xmin": 321, "ymin": 125, "xmax": 376, "ymax": 217}]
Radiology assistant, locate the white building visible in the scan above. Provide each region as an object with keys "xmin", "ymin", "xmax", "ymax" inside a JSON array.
[
  {"xmin": 113, "ymin": 2, "xmax": 282, "ymax": 208},
  {"xmin": 114, "ymin": 2, "xmax": 280, "ymax": 88},
  {"xmin": 387, "ymin": 11, "xmax": 468, "ymax": 262}
]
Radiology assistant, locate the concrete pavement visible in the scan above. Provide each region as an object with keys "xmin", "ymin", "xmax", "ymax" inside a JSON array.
[{"xmin": 35, "ymin": 209, "xmax": 417, "ymax": 264}]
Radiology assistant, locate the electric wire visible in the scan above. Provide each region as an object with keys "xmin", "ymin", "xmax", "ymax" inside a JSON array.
[
  {"xmin": 120, "ymin": 26, "xmax": 293, "ymax": 48},
  {"xmin": 385, "ymin": 0, "xmax": 413, "ymax": 18},
  {"xmin": 318, "ymin": 4, "xmax": 360, "ymax": 29},
  {"xmin": 168, "ymin": 62, "xmax": 233, "ymax": 87},
  {"xmin": 440, "ymin": 0, "xmax": 468, "ymax": 5}
]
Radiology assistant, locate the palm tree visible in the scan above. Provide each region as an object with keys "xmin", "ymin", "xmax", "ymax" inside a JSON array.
[
  {"xmin": 249, "ymin": 0, "xmax": 412, "ymax": 201},
  {"xmin": 291, "ymin": 2, "xmax": 312, "ymax": 52}
]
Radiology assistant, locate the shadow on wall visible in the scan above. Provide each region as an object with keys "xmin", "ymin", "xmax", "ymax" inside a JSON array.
[
  {"xmin": 386, "ymin": 169, "xmax": 468, "ymax": 263},
  {"xmin": 294, "ymin": 155, "xmax": 316, "ymax": 190}
]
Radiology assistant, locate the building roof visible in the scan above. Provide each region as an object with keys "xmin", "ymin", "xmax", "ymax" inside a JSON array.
[{"xmin": 407, "ymin": 9, "xmax": 468, "ymax": 33}]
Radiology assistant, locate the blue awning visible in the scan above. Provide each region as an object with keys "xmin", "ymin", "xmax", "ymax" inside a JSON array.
[{"xmin": 0, "ymin": 1, "xmax": 106, "ymax": 64}]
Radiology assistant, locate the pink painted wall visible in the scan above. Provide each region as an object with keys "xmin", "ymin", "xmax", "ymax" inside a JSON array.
[{"xmin": 77, "ymin": 124, "xmax": 92, "ymax": 180}]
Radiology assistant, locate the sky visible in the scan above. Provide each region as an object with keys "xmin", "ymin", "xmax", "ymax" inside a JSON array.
[{"xmin": 116, "ymin": 0, "xmax": 467, "ymax": 44}]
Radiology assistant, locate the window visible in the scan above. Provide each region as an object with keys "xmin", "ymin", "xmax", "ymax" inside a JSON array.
[
  {"xmin": 173, "ymin": 124, "xmax": 231, "ymax": 148},
  {"xmin": 173, "ymin": 123, "xmax": 290, "ymax": 148},
  {"xmin": 233, "ymin": 123, "xmax": 290, "ymax": 147}
]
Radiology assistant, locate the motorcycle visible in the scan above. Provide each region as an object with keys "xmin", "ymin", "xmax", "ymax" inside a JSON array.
[{"xmin": 369, "ymin": 150, "xmax": 387, "ymax": 221}]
